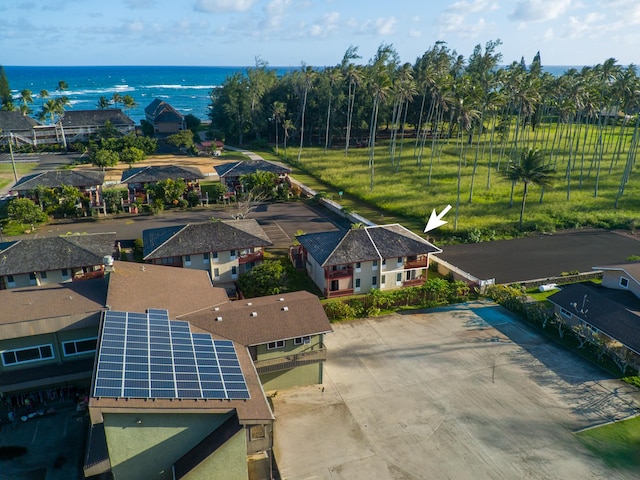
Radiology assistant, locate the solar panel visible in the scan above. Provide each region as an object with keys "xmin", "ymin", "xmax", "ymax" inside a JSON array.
[{"xmin": 93, "ymin": 309, "xmax": 250, "ymax": 401}]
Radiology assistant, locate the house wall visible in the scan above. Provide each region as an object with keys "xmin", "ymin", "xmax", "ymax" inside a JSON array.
[
  {"xmin": 1, "ymin": 269, "xmax": 73, "ymax": 289},
  {"xmin": 352, "ymin": 260, "xmax": 379, "ymax": 294},
  {"xmin": 259, "ymin": 363, "xmax": 322, "ymax": 391},
  {"xmin": 177, "ymin": 250, "xmax": 239, "ymax": 284},
  {"xmin": 305, "ymin": 255, "xmax": 326, "ymax": 293},
  {"xmin": 180, "ymin": 427, "xmax": 249, "ymax": 480},
  {"xmin": 104, "ymin": 412, "xmax": 242, "ymax": 480},
  {"xmin": 601, "ymin": 271, "xmax": 640, "ymax": 299},
  {"xmin": 254, "ymin": 334, "xmax": 322, "ymax": 362}
]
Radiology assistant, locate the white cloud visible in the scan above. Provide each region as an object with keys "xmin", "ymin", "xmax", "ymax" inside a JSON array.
[
  {"xmin": 449, "ymin": 0, "xmax": 498, "ymax": 14},
  {"xmin": 409, "ymin": 29, "xmax": 421, "ymax": 38},
  {"xmin": 509, "ymin": 0, "xmax": 574, "ymax": 23},
  {"xmin": 127, "ymin": 21, "xmax": 145, "ymax": 33},
  {"xmin": 194, "ymin": 0, "xmax": 255, "ymax": 13}
]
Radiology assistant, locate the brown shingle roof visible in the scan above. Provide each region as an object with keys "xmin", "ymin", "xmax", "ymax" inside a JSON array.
[
  {"xmin": 105, "ymin": 261, "xmax": 229, "ymax": 318},
  {"xmin": 182, "ymin": 290, "xmax": 333, "ymax": 346}
]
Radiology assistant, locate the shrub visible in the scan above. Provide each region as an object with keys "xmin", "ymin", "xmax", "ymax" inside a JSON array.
[{"xmin": 324, "ymin": 300, "xmax": 357, "ymax": 320}]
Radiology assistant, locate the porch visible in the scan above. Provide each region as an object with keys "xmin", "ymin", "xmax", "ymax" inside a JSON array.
[{"xmin": 254, "ymin": 346, "xmax": 327, "ymax": 375}]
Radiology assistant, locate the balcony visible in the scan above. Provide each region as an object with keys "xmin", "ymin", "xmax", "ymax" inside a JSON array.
[
  {"xmin": 325, "ymin": 267, "xmax": 353, "ymax": 280},
  {"xmin": 325, "ymin": 288, "xmax": 354, "ymax": 298},
  {"xmin": 254, "ymin": 346, "xmax": 327, "ymax": 374},
  {"xmin": 403, "ymin": 275, "xmax": 426, "ymax": 287},
  {"xmin": 238, "ymin": 250, "xmax": 263, "ymax": 265},
  {"xmin": 404, "ymin": 257, "xmax": 428, "ymax": 269}
]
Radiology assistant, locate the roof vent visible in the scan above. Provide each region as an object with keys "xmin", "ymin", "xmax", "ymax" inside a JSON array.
[
  {"xmin": 250, "ymin": 312, "xmax": 258, "ymax": 317},
  {"xmin": 282, "ymin": 306, "xmax": 289, "ymax": 312},
  {"xmin": 103, "ymin": 255, "xmax": 114, "ymax": 266},
  {"xmin": 247, "ymin": 302, "xmax": 252, "ymax": 306},
  {"xmin": 279, "ymin": 297, "xmax": 285, "ymax": 301},
  {"xmin": 215, "ymin": 316, "xmax": 223, "ymax": 322},
  {"xmin": 214, "ymin": 307, "xmax": 220, "ymax": 311}
]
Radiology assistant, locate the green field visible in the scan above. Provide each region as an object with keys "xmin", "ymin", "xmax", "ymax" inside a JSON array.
[
  {"xmin": 576, "ymin": 416, "xmax": 640, "ymax": 471},
  {"xmin": 0, "ymin": 162, "xmax": 38, "ymax": 190},
  {"xmin": 262, "ymin": 125, "xmax": 640, "ymax": 240}
]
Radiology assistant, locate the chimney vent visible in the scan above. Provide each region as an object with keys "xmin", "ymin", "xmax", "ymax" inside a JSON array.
[
  {"xmin": 282, "ymin": 306, "xmax": 289, "ymax": 312},
  {"xmin": 215, "ymin": 316, "xmax": 223, "ymax": 322},
  {"xmin": 250, "ymin": 312, "xmax": 258, "ymax": 317}
]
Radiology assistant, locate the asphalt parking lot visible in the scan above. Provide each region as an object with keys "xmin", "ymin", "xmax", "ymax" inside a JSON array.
[
  {"xmin": 0, "ymin": 402, "xmax": 88, "ymax": 480},
  {"xmin": 271, "ymin": 302, "xmax": 640, "ymax": 480},
  {"xmin": 437, "ymin": 229, "xmax": 640, "ymax": 284}
]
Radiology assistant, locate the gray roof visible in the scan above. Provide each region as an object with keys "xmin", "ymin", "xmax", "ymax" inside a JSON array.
[
  {"xmin": 214, "ymin": 160, "xmax": 291, "ymax": 178},
  {"xmin": 144, "ymin": 98, "xmax": 183, "ymax": 122},
  {"xmin": 0, "ymin": 233, "xmax": 116, "ymax": 276},
  {"xmin": 143, "ymin": 220, "xmax": 272, "ymax": 259},
  {"xmin": 593, "ymin": 262, "xmax": 640, "ymax": 284},
  {"xmin": 59, "ymin": 109, "xmax": 134, "ymax": 127},
  {"xmin": 120, "ymin": 165, "xmax": 204, "ymax": 184},
  {"xmin": 548, "ymin": 282, "xmax": 640, "ymax": 355},
  {"xmin": 297, "ymin": 224, "xmax": 442, "ymax": 266},
  {"xmin": 12, "ymin": 170, "xmax": 105, "ymax": 191},
  {"xmin": 0, "ymin": 111, "xmax": 41, "ymax": 131}
]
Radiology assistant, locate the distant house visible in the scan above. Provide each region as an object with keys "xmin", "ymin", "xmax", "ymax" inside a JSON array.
[
  {"xmin": 214, "ymin": 160, "xmax": 291, "ymax": 193},
  {"xmin": 58, "ymin": 109, "xmax": 135, "ymax": 143},
  {"xmin": 0, "ymin": 233, "xmax": 117, "ymax": 289},
  {"xmin": 0, "ymin": 111, "xmax": 41, "ymax": 146},
  {"xmin": 144, "ymin": 98, "xmax": 186, "ymax": 135},
  {"xmin": 120, "ymin": 165, "xmax": 204, "ymax": 206},
  {"xmin": 10, "ymin": 169, "xmax": 106, "ymax": 208},
  {"xmin": 296, "ymin": 224, "xmax": 442, "ymax": 298},
  {"xmin": 548, "ymin": 281, "xmax": 640, "ymax": 369},
  {"xmin": 142, "ymin": 220, "xmax": 272, "ymax": 284},
  {"xmin": 196, "ymin": 140, "xmax": 224, "ymax": 156}
]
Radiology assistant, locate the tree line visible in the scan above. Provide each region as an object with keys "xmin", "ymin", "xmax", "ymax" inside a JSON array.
[{"xmin": 208, "ymin": 41, "xmax": 640, "ymax": 223}]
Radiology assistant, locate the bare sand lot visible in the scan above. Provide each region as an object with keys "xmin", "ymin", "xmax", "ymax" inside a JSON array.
[{"xmin": 272, "ymin": 302, "xmax": 640, "ymax": 480}]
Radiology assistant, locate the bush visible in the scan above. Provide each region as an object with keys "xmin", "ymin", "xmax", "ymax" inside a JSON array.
[{"xmin": 324, "ymin": 300, "xmax": 357, "ymax": 320}]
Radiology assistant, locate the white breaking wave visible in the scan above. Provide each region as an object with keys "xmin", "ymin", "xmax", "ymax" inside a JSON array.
[{"xmin": 142, "ymin": 84, "xmax": 217, "ymax": 90}]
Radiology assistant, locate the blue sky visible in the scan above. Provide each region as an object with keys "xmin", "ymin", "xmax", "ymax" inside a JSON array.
[{"xmin": 2, "ymin": 0, "xmax": 638, "ymax": 67}]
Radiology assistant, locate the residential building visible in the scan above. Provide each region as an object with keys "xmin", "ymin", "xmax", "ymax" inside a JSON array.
[
  {"xmin": 10, "ymin": 169, "xmax": 106, "ymax": 208},
  {"xmin": 120, "ymin": 165, "xmax": 204, "ymax": 207},
  {"xmin": 214, "ymin": 159, "xmax": 291, "ymax": 194},
  {"xmin": 58, "ymin": 109, "xmax": 135, "ymax": 143},
  {"xmin": 296, "ymin": 224, "xmax": 442, "ymax": 297},
  {"xmin": 142, "ymin": 220, "xmax": 272, "ymax": 284},
  {"xmin": 593, "ymin": 262, "xmax": 640, "ymax": 298},
  {"xmin": 0, "ymin": 233, "xmax": 116, "ymax": 289},
  {"xmin": 144, "ymin": 98, "xmax": 186, "ymax": 135}
]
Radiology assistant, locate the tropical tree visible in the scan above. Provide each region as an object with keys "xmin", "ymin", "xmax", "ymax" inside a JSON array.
[
  {"xmin": 271, "ymin": 101, "xmax": 285, "ymax": 154},
  {"xmin": 119, "ymin": 146, "xmax": 146, "ymax": 167},
  {"xmin": 91, "ymin": 148, "xmax": 119, "ymax": 170},
  {"xmin": 154, "ymin": 178, "xmax": 187, "ymax": 205},
  {"xmin": 282, "ymin": 118, "xmax": 295, "ymax": 159},
  {"xmin": 503, "ymin": 149, "xmax": 555, "ymax": 228},
  {"xmin": 7, "ymin": 198, "xmax": 48, "ymax": 225},
  {"xmin": 97, "ymin": 96, "xmax": 111, "ymax": 110},
  {"xmin": 0, "ymin": 66, "xmax": 12, "ymax": 110},
  {"xmin": 122, "ymin": 95, "xmax": 137, "ymax": 114},
  {"xmin": 237, "ymin": 260, "xmax": 289, "ymax": 297},
  {"xmin": 112, "ymin": 93, "xmax": 123, "ymax": 109},
  {"xmin": 342, "ymin": 47, "xmax": 363, "ymax": 156},
  {"xmin": 296, "ymin": 64, "xmax": 316, "ymax": 162},
  {"xmin": 19, "ymin": 89, "xmax": 33, "ymax": 115}
]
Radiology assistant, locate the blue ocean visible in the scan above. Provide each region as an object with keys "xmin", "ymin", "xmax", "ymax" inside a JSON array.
[
  {"xmin": 3, "ymin": 65, "xmax": 282, "ymax": 125},
  {"xmin": 4, "ymin": 65, "xmax": 579, "ymax": 125}
]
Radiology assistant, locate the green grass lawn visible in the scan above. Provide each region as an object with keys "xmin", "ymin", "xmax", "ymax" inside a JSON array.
[
  {"xmin": 255, "ymin": 124, "xmax": 640, "ymax": 239},
  {"xmin": 576, "ymin": 416, "xmax": 640, "ymax": 471},
  {"xmin": 0, "ymin": 162, "xmax": 38, "ymax": 190}
]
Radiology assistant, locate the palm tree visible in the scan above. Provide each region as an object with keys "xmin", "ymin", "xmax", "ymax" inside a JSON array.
[
  {"xmin": 282, "ymin": 119, "xmax": 295, "ymax": 160},
  {"xmin": 19, "ymin": 89, "xmax": 33, "ymax": 114},
  {"xmin": 323, "ymin": 67, "xmax": 342, "ymax": 153},
  {"xmin": 122, "ymin": 95, "xmax": 137, "ymax": 115},
  {"xmin": 97, "ymin": 96, "xmax": 111, "ymax": 110},
  {"xmin": 112, "ymin": 93, "xmax": 123, "ymax": 109},
  {"xmin": 341, "ymin": 46, "xmax": 362, "ymax": 156},
  {"xmin": 297, "ymin": 65, "xmax": 316, "ymax": 163},
  {"xmin": 503, "ymin": 149, "xmax": 555, "ymax": 229},
  {"xmin": 271, "ymin": 101, "xmax": 285, "ymax": 155},
  {"xmin": 39, "ymin": 89, "xmax": 49, "ymax": 109}
]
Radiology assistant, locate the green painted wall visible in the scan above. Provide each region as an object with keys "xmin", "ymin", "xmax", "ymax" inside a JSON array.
[
  {"xmin": 260, "ymin": 363, "xmax": 322, "ymax": 391},
  {"xmin": 104, "ymin": 412, "xmax": 239, "ymax": 480},
  {"xmin": 183, "ymin": 427, "xmax": 248, "ymax": 480},
  {"xmin": 255, "ymin": 334, "xmax": 323, "ymax": 362}
]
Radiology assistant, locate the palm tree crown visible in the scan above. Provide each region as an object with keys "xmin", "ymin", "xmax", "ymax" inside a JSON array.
[{"xmin": 504, "ymin": 149, "xmax": 555, "ymax": 228}]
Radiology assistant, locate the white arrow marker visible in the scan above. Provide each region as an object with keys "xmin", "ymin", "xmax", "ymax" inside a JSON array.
[{"xmin": 424, "ymin": 205, "xmax": 452, "ymax": 233}]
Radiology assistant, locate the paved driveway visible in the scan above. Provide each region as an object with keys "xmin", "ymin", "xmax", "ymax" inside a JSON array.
[
  {"xmin": 272, "ymin": 302, "xmax": 640, "ymax": 480},
  {"xmin": 437, "ymin": 229, "xmax": 640, "ymax": 284}
]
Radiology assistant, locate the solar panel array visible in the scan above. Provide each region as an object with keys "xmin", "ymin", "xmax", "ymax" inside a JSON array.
[{"xmin": 93, "ymin": 309, "xmax": 250, "ymax": 400}]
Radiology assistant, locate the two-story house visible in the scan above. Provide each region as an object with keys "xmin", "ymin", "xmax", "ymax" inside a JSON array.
[
  {"xmin": 144, "ymin": 98, "xmax": 186, "ymax": 135},
  {"xmin": 296, "ymin": 224, "xmax": 442, "ymax": 298},
  {"xmin": 214, "ymin": 159, "xmax": 291, "ymax": 194},
  {"xmin": 10, "ymin": 169, "xmax": 106, "ymax": 208},
  {"xmin": 0, "ymin": 233, "xmax": 116, "ymax": 290},
  {"xmin": 142, "ymin": 220, "xmax": 272, "ymax": 284}
]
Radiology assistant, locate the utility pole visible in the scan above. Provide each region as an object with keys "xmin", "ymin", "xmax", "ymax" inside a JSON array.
[{"xmin": 8, "ymin": 132, "xmax": 18, "ymax": 183}]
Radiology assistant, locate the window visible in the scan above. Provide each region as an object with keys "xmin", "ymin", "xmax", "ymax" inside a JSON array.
[
  {"xmin": 355, "ymin": 262, "xmax": 361, "ymax": 272},
  {"xmin": 620, "ymin": 277, "xmax": 629, "ymax": 288},
  {"xmin": 382, "ymin": 259, "xmax": 386, "ymax": 266},
  {"xmin": 372, "ymin": 260, "xmax": 378, "ymax": 271},
  {"xmin": 231, "ymin": 266, "xmax": 238, "ymax": 275},
  {"xmin": 2, "ymin": 344, "xmax": 54, "ymax": 366},
  {"xmin": 372, "ymin": 276, "xmax": 377, "ymax": 287},
  {"xmin": 213, "ymin": 268, "xmax": 220, "ymax": 280},
  {"xmin": 381, "ymin": 275, "xmax": 386, "ymax": 286},
  {"xmin": 29, "ymin": 272, "xmax": 37, "ymax": 285},
  {"xmin": 230, "ymin": 250, "xmax": 237, "ymax": 260},
  {"xmin": 267, "ymin": 340, "xmax": 285, "ymax": 350},
  {"xmin": 61, "ymin": 269, "xmax": 69, "ymax": 277},
  {"xmin": 396, "ymin": 273, "xmax": 402, "ymax": 285},
  {"xmin": 250, "ymin": 425, "xmax": 266, "ymax": 440},
  {"xmin": 355, "ymin": 278, "xmax": 361, "ymax": 292},
  {"xmin": 560, "ymin": 308, "xmax": 572, "ymax": 318},
  {"xmin": 62, "ymin": 337, "xmax": 97, "ymax": 357},
  {"xmin": 294, "ymin": 336, "xmax": 311, "ymax": 345},
  {"xmin": 203, "ymin": 253, "xmax": 210, "ymax": 264},
  {"xmin": 397, "ymin": 257, "xmax": 403, "ymax": 266},
  {"xmin": 184, "ymin": 255, "xmax": 191, "ymax": 266},
  {"xmin": 7, "ymin": 275, "xmax": 15, "ymax": 287},
  {"xmin": 40, "ymin": 271, "xmax": 47, "ymax": 280},
  {"xmin": 211, "ymin": 251, "xmax": 218, "ymax": 263},
  {"xmin": 330, "ymin": 280, "xmax": 339, "ymax": 291}
]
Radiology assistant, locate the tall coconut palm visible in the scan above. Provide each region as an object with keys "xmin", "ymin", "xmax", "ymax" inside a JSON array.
[
  {"xmin": 19, "ymin": 89, "xmax": 33, "ymax": 114},
  {"xmin": 503, "ymin": 149, "xmax": 555, "ymax": 229},
  {"xmin": 282, "ymin": 118, "xmax": 295, "ymax": 160},
  {"xmin": 297, "ymin": 65, "xmax": 316, "ymax": 163},
  {"xmin": 271, "ymin": 101, "xmax": 285, "ymax": 154},
  {"xmin": 97, "ymin": 96, "xmax": 111, "ymax": 110},
  {"xmin": 39, "ymin": 89, "xmax": 49, "ymax": 109},
  {"xmin": 122, "ymin": 95, "xmax": 137, "ymax": 115},
  {"xmin": 341, "ymin": 46, "xmax": 362, "ymax": 156},
  {"xmin": 112, "ymin": 93, "xmax": 123, "ymax": 109},
  {"xmin": 323, "ymin": 67, "xmax": 342, "ymax": 153}
]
